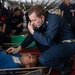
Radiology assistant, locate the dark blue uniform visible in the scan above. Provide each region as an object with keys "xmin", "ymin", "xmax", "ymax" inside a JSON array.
[
  {"xmin": 70, "ymin": 3, "xmax": 75, "ymax": 34},
  {"xmin": 4, "ymin": 13, "xmax": 23, "ymax": 35},
  {"xmin": 60, "ymin": 3, "xmax": 72, "ymax": 24},
  {"xmin": 0, "ymin": 49, "xmax": 22, "ymax": 69},
  {"xmin": 21, "ymin": 12, "xmax": 75, "ymax": 70},
  {"xmin": 59, "ymin": 2, "xmax": 65, "ymax": 11}
]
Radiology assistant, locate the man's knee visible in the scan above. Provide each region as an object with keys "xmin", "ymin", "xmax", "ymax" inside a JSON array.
[{"xmin": 38, "ymin": 56, "xmax": 47, "ymax": 66}]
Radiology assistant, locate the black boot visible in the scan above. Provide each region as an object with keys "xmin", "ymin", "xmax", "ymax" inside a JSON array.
[{"xmin": 60, "ymin": 58, "xmax": 74, "ymax": 75}]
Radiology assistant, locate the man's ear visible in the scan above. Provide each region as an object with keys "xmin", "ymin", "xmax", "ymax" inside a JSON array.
[
  {"xmin": 40, "ymin": 15, "xmax": 44, "ymax": 21},
  {"xmin": 40, "ymin": 15, "xmax": 43, "ymax": 18}
]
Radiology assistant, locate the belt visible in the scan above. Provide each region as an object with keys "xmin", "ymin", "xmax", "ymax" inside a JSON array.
[{"xmin": 62, "ymin": 39, "xmax": 75, "ymax": 43}]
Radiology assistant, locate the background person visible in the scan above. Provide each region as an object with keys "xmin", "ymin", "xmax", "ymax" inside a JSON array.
[
  {"xmin": 70, "ymin": 3, "xmax": 75, "ymax": 35},
  {"xmin": 59, "ymin": 0, "xmax": 72, "ymax": 26},
  {"xmin": 3, "ymin": 8, "xmax": 23, "ymax": 35},
  {"xmin": 59, "ymin": 0, "xmax": 65, "ymax": 13}
]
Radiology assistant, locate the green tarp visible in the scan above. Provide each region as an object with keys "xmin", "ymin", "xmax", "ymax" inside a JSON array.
[{"xmin": 11, "ymin": 35, "xmax": 36, "ymax": 48}]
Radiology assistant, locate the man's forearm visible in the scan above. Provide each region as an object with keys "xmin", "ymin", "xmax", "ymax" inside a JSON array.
[
  {"xmin": 18, "ymin": 22, "xmax": 23, "ymax": 26},
  {"xmin": 21, "ymin": 34, "xmax": 34, "ymax": 49},
  {"xmin": 3, "ymin": 24, "xmax": 6, "ymax": 32}
]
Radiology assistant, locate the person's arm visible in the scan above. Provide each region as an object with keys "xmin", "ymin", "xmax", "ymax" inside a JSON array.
[
  {"xmin": 17, "ymin": 22, "xmax": 23, "ymax": 28},
  {"xmin": 6, "ymin": 34, "xmax": 34, "ymax": 53},
  {"xmin": 21, "ymin": 34, "xmax": 34, "ymax": 49},
  {"xmin": 59, "ymin": 3, "xmax": 65, "ymax": 17},
  {"xmin": 28, "ymin": 15, "xmax": 61, "ymax": 46},
  {"xmin": 61, "ymin": 11, "xmax": 64, "ymax": 17},
  {"xmin": 17, "ymin": 16, "xmax": 23, "ymax": 28},
  {"xmin": 6, "ymin": 45, "xmax": 22, "ymax": 54},
  {"xmin": 2, "ymin": 15, "xmax": 11, "ymax": 32},
  {"xmin": 2, "ymin": 23, "xmax": 6, "ymax": 32}
]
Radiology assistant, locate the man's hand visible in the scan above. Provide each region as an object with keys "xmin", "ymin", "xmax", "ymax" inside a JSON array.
[
  {"xmin": 17, "ymin": 24, "xmax": 21, "ymax": 28},
  {"xmin": 6, "ymin": 47, "xmax": 17, "ymax": 53},
  {"xmin": 28, "ymin": 22, "xmax": 34, "ymax": 35},
  {"xmin": 70, "ymin": 9, "xmax": 75, "ymax": 13},
  {"xmin": 6, "ymin": 46, "xmax": 22, "ymax": 54},
  {"xmin": 17, "ymin": 23, "xmax": 23, "ymax": 28}
]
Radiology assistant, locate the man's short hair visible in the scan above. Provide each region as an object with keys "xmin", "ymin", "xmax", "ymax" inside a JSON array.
[
  {"xmin": 14, "ymin": 7, "xmax": 20, "ymax": 12},
  {"xmin": 28, "ymin": 5, "xmax": 46, "ymax": 17}
]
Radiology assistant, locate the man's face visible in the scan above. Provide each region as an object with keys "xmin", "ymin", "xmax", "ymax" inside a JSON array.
[
  {"xmin": 65, "ymin": 0, "xmax": 70, "ymax": 4},
  {"xmin": 20, "ymin": 53, "xmax": 36, "ymax": 68},
  {"xmin": 29, "ymin": 12, "xmax": 44, "ymax": 28},
  {"xmin": 62, "ymin": 0, "xmax": 65, "ymax": 2},
  {"xmin": 16, "ymin": 10, "xmax": 20, "ymax": 16}
]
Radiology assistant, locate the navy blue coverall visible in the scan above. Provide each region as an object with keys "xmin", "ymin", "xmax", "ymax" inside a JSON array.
[{"xmin": 21, "ymin": 12, "xmax": 75, "ymax": 70}]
